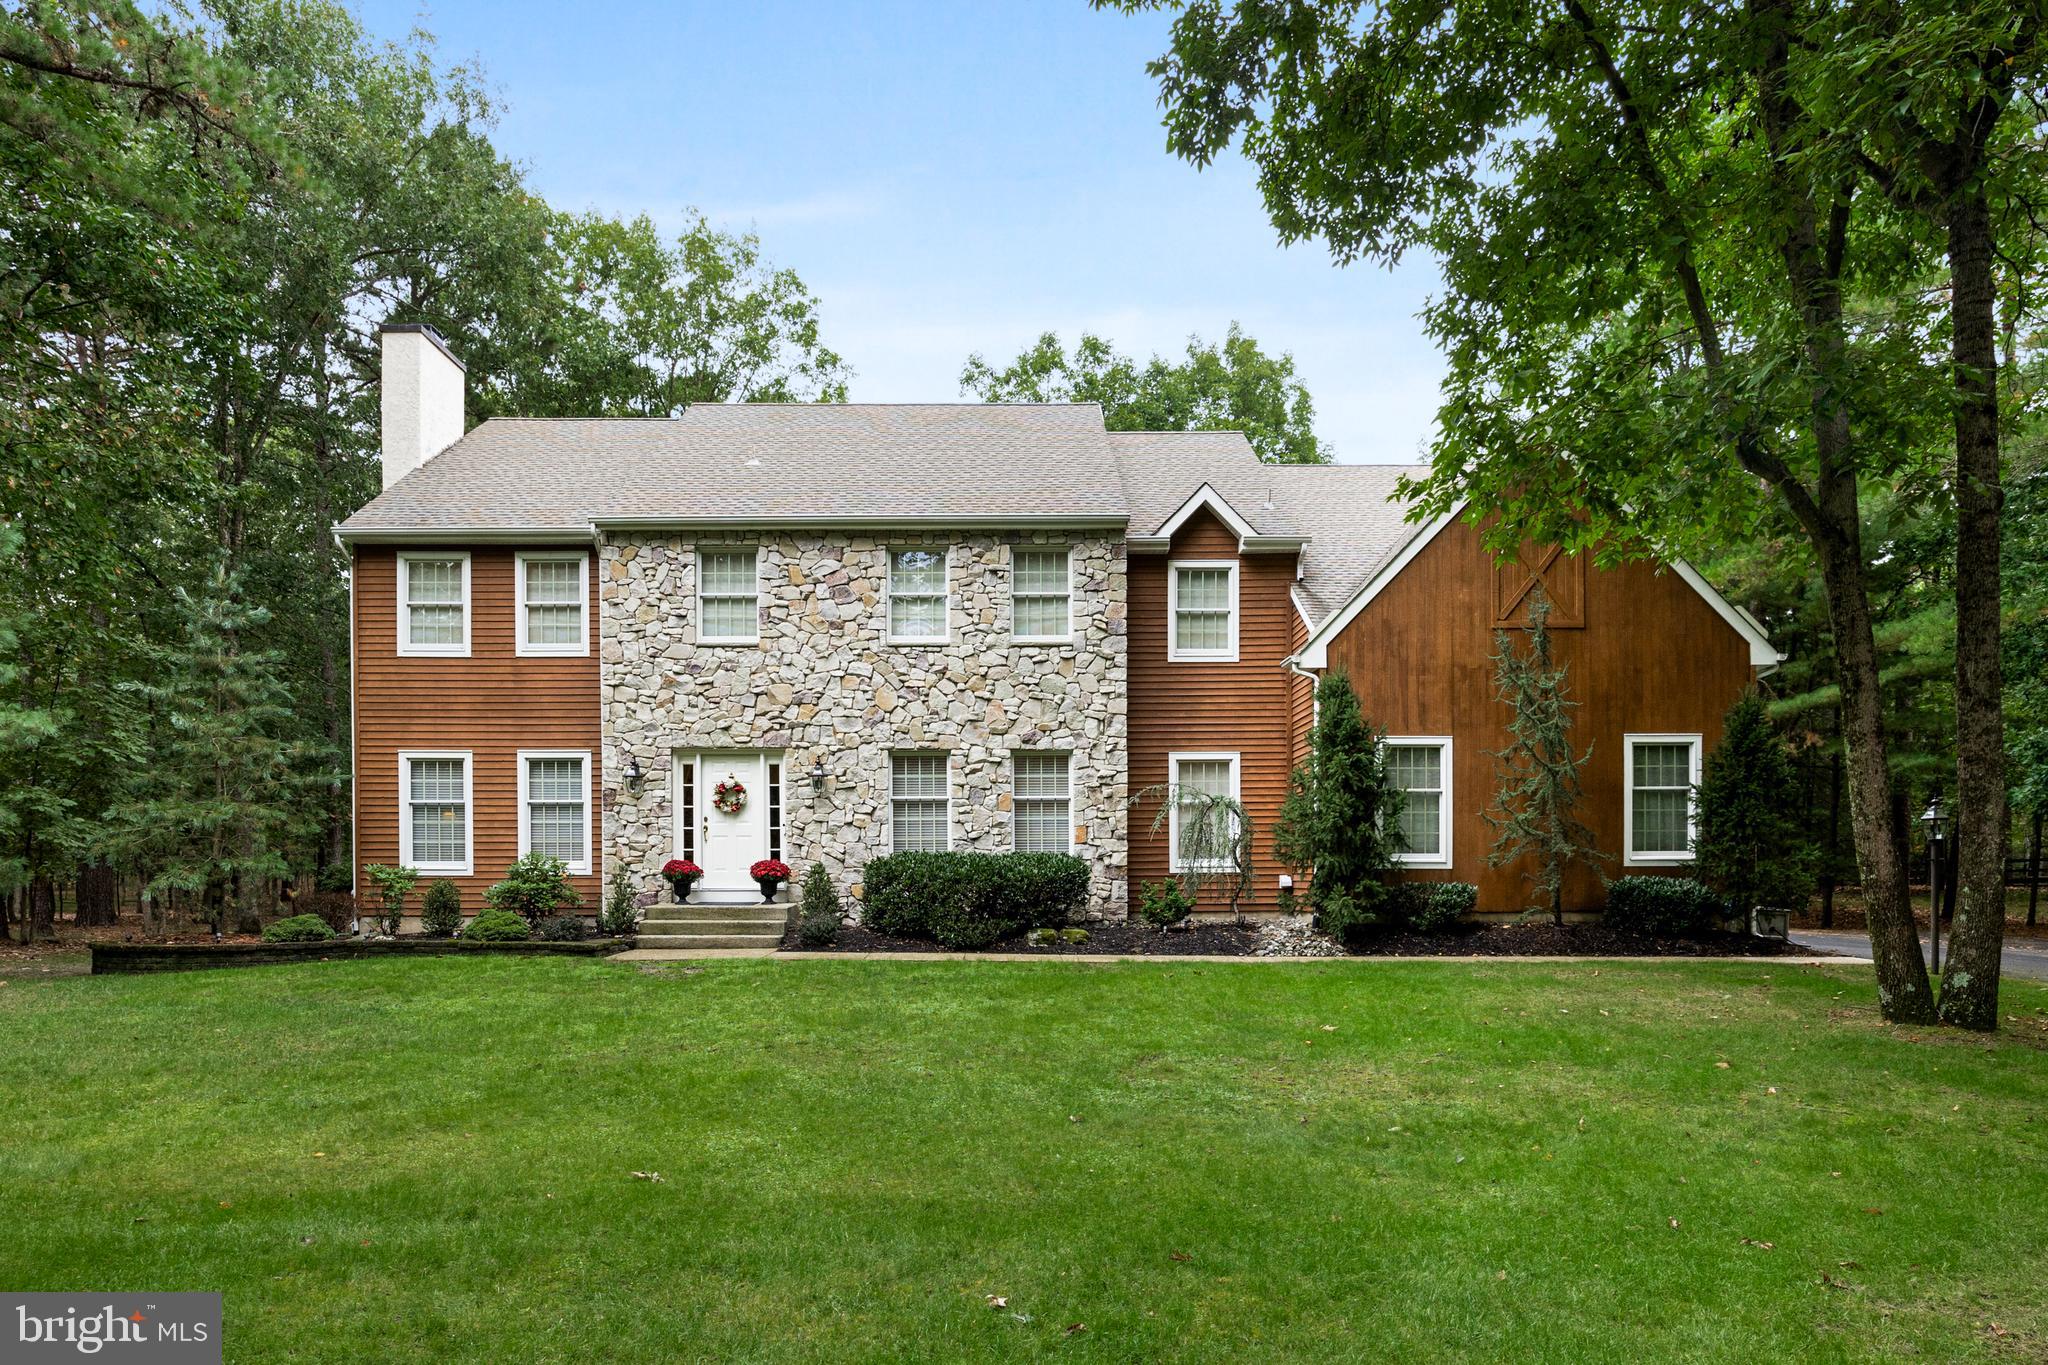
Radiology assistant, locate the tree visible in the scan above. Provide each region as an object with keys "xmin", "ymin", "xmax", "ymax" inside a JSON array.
[
  {"xmin": 1273, "ymin": 670, "xmax": 1405, "ymax": 939},
  {"xmin": 1135, "ymin": 785, "xmax": 1255, "ymax": 912},
  {"xmin": 960, "ymin": 324, "xmax": 1327, "ymax": 463},
  {"xmin": 1111, "ymin": 0, "xmax": 2047, "ymax": 1026},
  {"xmin": 1484, "ymin": 593, "xmax": 1603, "ymax": 925},
  {"xmin": 1694, "ymin": 693, "xmax": 1820, "ymax": 917}
]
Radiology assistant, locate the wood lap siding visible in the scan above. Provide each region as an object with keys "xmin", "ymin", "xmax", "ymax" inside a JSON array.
[
  {"xmin": 1128, "ymin": 509, "xmax": 1300, "ymax": 908},
  {"xmin": 353, "ymin": 547, "xmax": 602, "ymax": 911},
  {"xmin": 1322, "ymin": 520, "xmax": 1755, "ymax": 913}
]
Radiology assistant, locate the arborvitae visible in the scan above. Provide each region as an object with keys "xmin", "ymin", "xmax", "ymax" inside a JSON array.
[
  {"xmin": 1484, "ymin": 591, "xmax": 1604, "ymax": 925},
  {"xmin": 796, "ymin": 862, "xmax": 840, "ymax": 948},
  {"xmin": 1694, "ymin": 692, "xmax": 1818, "ymax": 915},
  {"xmin": 1273, "ymin": 669, "xmax": 1405, "ymax": 939}
]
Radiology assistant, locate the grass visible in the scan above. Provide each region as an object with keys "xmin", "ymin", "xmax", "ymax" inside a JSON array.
[{"xmin": 3, "ymin": 958, "xmax": 2047, "ymax": 1362}]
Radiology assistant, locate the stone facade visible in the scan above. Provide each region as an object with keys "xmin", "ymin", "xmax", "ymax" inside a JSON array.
[{"xmin": 599, "ymin": 530, "xmax": 1129, "ymax": 917}]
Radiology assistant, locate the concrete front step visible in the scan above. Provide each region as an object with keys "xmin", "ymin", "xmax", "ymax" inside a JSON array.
[
  {"xmin": 635, "ymin": 932, "xmax": 785, "ymax": 950},
  {"xmin": 641, "ymin": 916, "xmax": 788, "ymax": 935}
]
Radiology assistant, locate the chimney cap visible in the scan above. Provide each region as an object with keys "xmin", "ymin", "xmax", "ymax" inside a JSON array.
[{"xmin": 377, "ymin": 321, "xmax": 467, "ymax": 373}]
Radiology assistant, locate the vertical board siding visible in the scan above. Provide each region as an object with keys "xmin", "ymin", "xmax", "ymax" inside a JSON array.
[
  {"xmin": 1128, "ymin": 510, "xmax": 1300, "ymax": 908},
  {"xmin": 1323, "ymin": 520, "xmax": 1755, "ymax": 912},
  {"xmin": 353, "ymin": 547, "xmax": 602, "ymax": 913}
]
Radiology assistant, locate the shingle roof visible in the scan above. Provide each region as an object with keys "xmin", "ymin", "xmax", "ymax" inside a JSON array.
[
  {"xmin": 1108, "ymin": 431, "xmax": 1305, "ymax": 538},
  {"xmin": 338, "ymin": 404, "xmax": 1130, "ymax": 534}
]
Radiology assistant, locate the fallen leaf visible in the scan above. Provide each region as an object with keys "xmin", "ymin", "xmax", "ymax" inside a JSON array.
[
  {"xmin": 1864, "ymin": 1207, "xmax": 1884, "ymax": 1216},
  {"xmin": 1068, "ymin": 1115, "xmax": 1080, "ymax": 1124},
  {"xmin": 1169, "ymin": 1251, "xmax": 1192, "ymax": 1263},
  {"xmin": 1495, "ymin": 1270, "xmax": 1508, "ymax": 1281},
  {"xmin": 1321, "ymin": 1025, "xmax": 1337, "ymax": 1032},
  {"xmin": 1715, "ymin": 1061, "xmax": 1731, "ymax": 1070},
  {"xmin": 1838, "ymin": 1260, "xmax": 1860, "ymax": 1270},
  {"xmin": 1064, "ymin": 1323, "xmax": 1086, "ymax": 1337},
  {"xmin": 985, "ymin": 1295, "xmax": 1008, "ymax": 1309},
  {"xmin": 1740, "ymin": 1238, "xmax": 1776, "ymax": 1250},
  {"xmin": 298, "ymin": 1236, "xmax": 315, "ymax": 1245},
  {"xmin": 1669, "ymin": 1218, "xmax": 1681, "ymax": 1229},
  {"xmin": 630, "ymin": 1171, "xmax": 665, "ymax": 1183},
  {"xmin": 217, "ymin": 1201, "xmax": 231, "ymax": 1209}
]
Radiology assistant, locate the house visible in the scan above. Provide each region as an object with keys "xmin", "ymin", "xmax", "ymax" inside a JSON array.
[{"xmin": 338, "ymin": 324, "xmax": 1780, "ymax": 927}]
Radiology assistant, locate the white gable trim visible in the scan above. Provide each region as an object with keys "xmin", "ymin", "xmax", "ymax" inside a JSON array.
[
  {"xmin": 1126, "ymin": 482, "xmax": 1306, "ymax": 555},
  {"xmin": 1669, "ymin": 559, "xmax": 1784, "ymax": 669},
  {"xmin": 1290, "ymin": 504, "xmax": 1465, "ymax": 669}
]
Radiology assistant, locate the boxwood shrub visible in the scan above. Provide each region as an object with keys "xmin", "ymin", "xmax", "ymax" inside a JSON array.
[
  {"xmin": 261, "ymin": 914, "xmax": 337, "ymax": 943},
  {"xmin": 462, "ymin": 908, "xmax": 532, "ymax": 942},
  {"xmin": 861, "ymin": 851, "xmax": 1090, "ymax": 949},
  {"xmin": 1604, "ymin": 875, "xmax": 1725, "ymax": 938},
  {"xmin": 1404, "ymin": 881, "xmax": 1478, "ymax": 933}
]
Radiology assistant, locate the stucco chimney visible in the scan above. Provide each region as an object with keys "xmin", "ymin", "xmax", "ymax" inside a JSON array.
[{"xmin": 379, "ymin": 323, "xmax": 467, "ymax": 490}]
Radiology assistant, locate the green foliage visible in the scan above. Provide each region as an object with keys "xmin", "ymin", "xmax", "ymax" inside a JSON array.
[
  {"xmin": 860, "ymin": 852, "xmax": 1091, "ymax": 948},
  {"xmin": 534, "ymin": 914, "xmax": 586, "ymax": 942},
  {"xmin": 796, "ymin": 862, "xmax": 839, "ymax": 949},
  {"xmin": 1060, "ymin": 928, "xmax": 1089, "ymax": 944},
  {"xmin": 299, "ymin": 891, "xmax": 356, "ymax": 933},
  {"xmin": 959, "ymin": 325, "xmax": 1327, "ymax": 464},
  {"xmin": 1273, "ymin": 671, "xmax": 1405, "ymax": 927},
  {"xmin": 461, "ymin": 909, "xmax": 530, "ymax": 943},
  {"xmin": 599, "ymin": 866, "xmax": 642, "ymax": 937},
  {"xmin": 1138, "ymin": 877, "xmax": 1196, "ymax": 928},
  {"xmin": 1484, "ymin": 594, "xmax": 1605, "ymax": 925},
  {"xmin": 419, "ymin": 880, "xmax": 463, "ymax": 938},
  {"xmin": 1694, "ymin": 694, "xmax": 1820, "ymax": 913},
  {"xmin": 1402, "ymin": 882, "xmax": 1479, "ymax": 935},
  {"xmin": 1134, "ymin": 785, "xmax": 1255, "ymax": 911},
  {"xmin": 483, "ymin": 852, "xmax": 581, "ymax": 927},
  {"xmin": 260, "ymin": 914, "xmax": 336, "ymax": 943},
  {"xmin": 1605, "ymin": 877, "xmax": 1727, "ymax": 939},
  {"xmin": 360, "ymin": 864, "xmax": 419, "ymax": 938}
]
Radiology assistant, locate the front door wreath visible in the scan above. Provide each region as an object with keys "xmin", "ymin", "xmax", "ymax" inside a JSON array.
[{"xmin": 712, "ymin": 775, "xmax": 747, "ymax": 816}]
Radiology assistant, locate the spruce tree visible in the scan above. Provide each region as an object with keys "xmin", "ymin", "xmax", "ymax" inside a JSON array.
[
  {"xmin": 1273, "ymin": 669, "xmax": 1405, "ymax": 939},
  {"xmin": 1693, "ymin": 692, "xmax": 1818, "ymax": 917},
  {"xmin": 1484, "ymin": 592, "xmax": 1604, "ymax": 925}
]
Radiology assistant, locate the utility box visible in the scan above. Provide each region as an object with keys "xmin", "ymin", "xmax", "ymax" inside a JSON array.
[{"xmin": 1750, "ymin": 906, "xmax": 1791, "ymax": 941}]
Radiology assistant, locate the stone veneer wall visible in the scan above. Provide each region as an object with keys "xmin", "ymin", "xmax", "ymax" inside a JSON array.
[{"xmin": 599, "ymin": 531, "xmax": 1129, "ymax": 918}]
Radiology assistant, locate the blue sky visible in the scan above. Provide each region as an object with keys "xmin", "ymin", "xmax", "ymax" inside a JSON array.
[{"xmin": 353, "ymin": 0, "xmax": 1446, "ymax": 464}]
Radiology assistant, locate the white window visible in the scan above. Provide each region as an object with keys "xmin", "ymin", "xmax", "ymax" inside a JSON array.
[
  {"xmin": 398, "ymin": 553, "xmax": 469, "ymax": 656},
  {"xmin": 697, "ymin": 546, "xmax": 760, "ymax": 644},
  {"xmin": 1385, "ymin": 737, "xmax": 1453, "ymax": 867},
  {"xmin": 1168, "ymin": 751, "xmax": 1240, "ymax": 871},
  {"xmin": 1625, "ymin": 734, "xmax": 1702, "ymax": 864},
  {"xmin": 888, "ymin": 547, "xmax": 949, "ymax": 642},
  {"xmin": 398, "ymin": 751, "xmax": 471, "ymax": 875},
  {"xmin": 1013, "ymin": 548, "xmax": 1071, "ymax": 640},
  {"xmin": 1169, "ymin": 560, "xmax": 1238, "ymax": 661},
  {"xmin": 1013, "ymin": 753, "xmax": 1073, "ymax": 853},
  {"xmin": 518, "ymin": 750, "xmax": 590, "ymax": 874},
  {"xmin": 515, "ymin": 552, "xmax": 587, "ymax": 656},
  {"xmin": 890, "ymin": 753, "xmax": 952, "ymax": 852}
]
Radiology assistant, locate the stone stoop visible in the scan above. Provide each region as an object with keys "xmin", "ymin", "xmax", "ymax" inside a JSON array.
[{"xmin": 635, "ymin": 903, "xmax": 787, "ymax": 951}]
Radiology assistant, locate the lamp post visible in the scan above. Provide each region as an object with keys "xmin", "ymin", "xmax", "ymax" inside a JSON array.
[{"xmin": 1919, "ymin": 799, "xmax": 1946, "ymax": 975}]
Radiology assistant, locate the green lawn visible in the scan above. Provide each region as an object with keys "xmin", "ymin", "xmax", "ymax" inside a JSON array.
[{"xmin": 3, "ymin": 958, "xmax": 2045, "ymax": 1362}]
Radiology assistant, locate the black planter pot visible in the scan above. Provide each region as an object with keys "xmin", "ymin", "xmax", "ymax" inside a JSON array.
[
  {"xmin": 665, "ymin": 876, "xmax": 699, "ymax": 904},
  {"xmin": 755, "ymin": 877, "xmax": 784, "ymax": 904}
]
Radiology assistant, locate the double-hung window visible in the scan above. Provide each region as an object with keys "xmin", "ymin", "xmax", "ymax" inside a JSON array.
[
  {"xmin": 889, "ymin": 547, "xmax": 948, "ymax": 642},
  {"xmin": 1168, "ymin": 752, "xmax": 1240, "ymax": 871},
  {"xmin": 399, "ymin": 752, "xmax": 471, "ymax": 875},
  {"xmin": 1013, "ymin": 548, "xmax": 1071, "ymax": 640},
  {"xmin": 697, "ymin": 547, "xmax": 760, "ymax": 644},
  {"xmin": 1169, "ymin": 560, "xmax": 1238, "ymax": 661},
  {"xmin": 1013, "ymin": 753, "xmax": 1073, "ymax": 853},
  {"xmin": 890, "ymin": 754, "xmax": 951, "ymax": 852},
  {"xmin": 1385, "ymin": 738, "xmax": 1453, "ymax": 867},
  {"xmin": 518, "ymin": 751, "xmax": 590, "ymax": 874},
  {"xmin": 1625, "ymin": 734, "xmax": 1701, "ymax": 864},
  {"xmin": 398, "ymin": 553, "xmax": 469, "ymax": 656},
  {"xmin": 516, "ymin": 552, "xmax": 587, "ymax": 656}
]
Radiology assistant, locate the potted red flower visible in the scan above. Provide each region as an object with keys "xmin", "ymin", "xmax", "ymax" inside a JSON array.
[
  {"xmin": 749, "ymin": 858, "xmax": 792, "ymax": 903},
  {"xmin": 661, "ymin": 858, "xmax": 702, "ymax": 903}
]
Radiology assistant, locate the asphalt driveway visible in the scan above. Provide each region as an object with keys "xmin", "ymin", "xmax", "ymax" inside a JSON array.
[{"xmin": 1789, "ymin": 928, "xmax": 2048, "ymax": 982}]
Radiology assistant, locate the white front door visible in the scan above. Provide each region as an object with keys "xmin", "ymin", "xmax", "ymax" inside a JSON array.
[{"xmin": 694, "ymin": 753, "xmax": 769, "ymax": 894}]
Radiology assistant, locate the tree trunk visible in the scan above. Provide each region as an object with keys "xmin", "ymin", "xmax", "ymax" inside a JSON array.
[
  {"xmin": 73, "ymin": 862, "xmax": 119, "ymax": 927},
  {"xmin": 27, "ymin": 877, "xmax": 57, "ymax": 937},
  {"xmin": 1938, "ymin": 183, "xmax": 2006, "ymax": 1031},
  {"xmin": 1820, "ymin": 751, "xmax": 1842, "ymax": 929}
]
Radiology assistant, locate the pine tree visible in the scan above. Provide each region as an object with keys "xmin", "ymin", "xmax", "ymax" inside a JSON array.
[
  {"xmin": 796, "ymin": 862, "xmax": 839, "ymax": 948},
  {"xmin": 1484, "ymin": 591, "xmax": 1604, "ymax": 925},
  {"xmin": 1694, "ymin": 692, "xmax": 1818, "ymax": 917},
  {"xmin": 1273, "ymin": 670, "xmax": 1405, "ymax": 938}
]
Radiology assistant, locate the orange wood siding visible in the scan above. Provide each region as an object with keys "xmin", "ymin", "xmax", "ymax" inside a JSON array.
[
  {"xmin": 1128, "ymin": 509, "xmax": 1301, "ymax": 908},
  {"xmin": 1322, "ymin": 520, "xmax": 1755, "ymax": 913},
  {"xmin": 352, "ymin": 546, "xmax": 602, "ymax": 914}
]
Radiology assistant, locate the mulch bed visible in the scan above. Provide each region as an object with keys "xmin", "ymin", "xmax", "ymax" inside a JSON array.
[{"xmin": 789, "ymin": 921, "xmax": 1815, "ymax": 958}]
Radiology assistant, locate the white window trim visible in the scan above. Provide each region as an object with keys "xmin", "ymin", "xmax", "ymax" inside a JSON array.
[
  {"xmin": 1167, "ymin": 750, "xmax": 1241, "ymax": 873},
  {"xmin": 397, "ymin": 750, "xmax": 473, "ymax": 876},
  {"xmin": 889, "ymin": 751, "xmax": 955, "ymax": 853},
  {"xmin": 695, "ymin": 544, "xmax": 763, "ymax": 646},
  {"xmin": 1012, "ymin": 546, "xmax": 1073, "ymax": 644},
  {"xmin": 1168, "ymin": 559, "xmax": 1240, "ymax": 663},
  {"xmin": 1011, "ymin": 750, "xmax": 1076, "ymax": 854},
  {"xmin": 1623, "ymin": 732, "xmax": 1703, "ymax": 866},
  {"xmin": 397, "ymin": 551, "xmax": 471, "ymax": 658},
  {"xmin": 514, "ymin": 551, "xmax": 589, "ymax": 657},
  {"xmin": 1385, "ymin": 735, "xmax": 1454, "ymax": 868},
  {"xmin": 886, "ymin": 545, "xmax": 951, "ymax": 646},
  {"xmin": 516, "ymin": 748, "xmax": 593, "ymax": 875}
]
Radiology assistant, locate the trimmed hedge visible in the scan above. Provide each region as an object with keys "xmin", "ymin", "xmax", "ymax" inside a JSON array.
[
  {"xmin": 462, "ymin": 908, "xmax": 532, "ymax": 942},
  {"xmin": 1403, "ymin": 881, "xmax": 1478, "ymax": 933},
  {"xmin": 261, "ymin": 914, "xmax": 336, "ymax": 943},
  {"xmin": 861, "ymin": 852, "xmax": 1091, "ymax": 949},
  {"xmin": 1604, "ymin": 875, "xmax": 1725, "ymax": 938},
  {"xmin": 420, "ymin": 879, "xmax": 463, "ymax": 937}
]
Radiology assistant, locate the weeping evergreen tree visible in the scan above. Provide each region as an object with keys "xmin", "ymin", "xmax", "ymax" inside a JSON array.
[
  {"xmin": 1273, "ymin": 669, "xmax": 1405, "ymax": 940},
  {"xmin": 1485, "ymin": 592, "xmax": 1604, "ymax": 925},
  {"xmin": 104, "ymin": 565, "xmax": 321, "ymax": 934},
  {"xmin": 1694, "ymin": 692, "xmax": 1819, "ymax": 916}
]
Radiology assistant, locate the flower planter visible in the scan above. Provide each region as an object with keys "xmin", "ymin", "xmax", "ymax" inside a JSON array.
[
  {"xmin": 754, "ymin": 877, "xmax": 784, "ymax": 904},
  {"xmin": 661, "ymin": 859, "xmax": 703, "ymax": 905},
  {"xmin": 750, "ymin": 859, "xmax": 791, "ymax": 904}
]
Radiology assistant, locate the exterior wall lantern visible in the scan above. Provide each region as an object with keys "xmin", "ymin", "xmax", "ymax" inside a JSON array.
[
  {"xmin": 622, "ymin": 751, "xmax": 644, "ymax": 795},
  {"xmin": 809, "ymin": 760, "xmax": 827, "ymax": 794}
]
